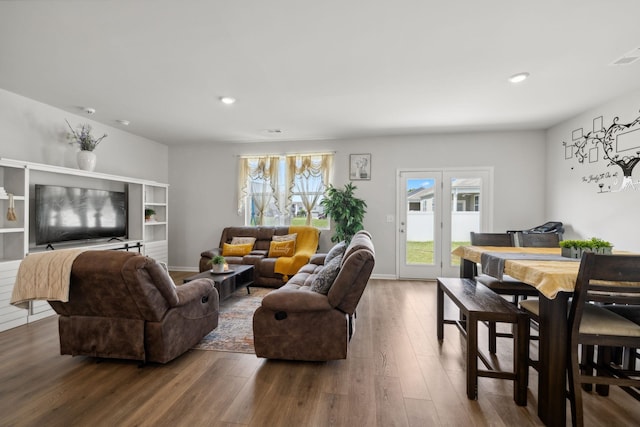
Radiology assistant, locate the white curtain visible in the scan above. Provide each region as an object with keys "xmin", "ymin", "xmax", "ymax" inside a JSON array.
[
  {"xmin": 238, "ymin": 156, "xmax": 280, "ymax": 225},
  {"xmin": 285, "ymin": 154, "xmax": 333, "ymax": 225}
]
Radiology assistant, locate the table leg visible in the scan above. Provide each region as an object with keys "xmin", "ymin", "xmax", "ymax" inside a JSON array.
[
  {"xmin": 538, "ymin": 292, "xmax": 569, "ymax": 427},
  {"xmin": 437, "ymin": 282, "xmax": 444, "ymax": 341}
]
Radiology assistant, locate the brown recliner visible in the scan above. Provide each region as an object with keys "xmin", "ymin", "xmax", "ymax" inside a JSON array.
[
  {"xmin": 48, "ymin": 250, "xmax": 219, "ymax": 364},
  {"xmin": 253, "ymin": 231, "xmax": 375, "ymax": 361}
]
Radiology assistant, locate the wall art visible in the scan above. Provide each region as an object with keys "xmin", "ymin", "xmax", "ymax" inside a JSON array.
[{"xmin": 563, "ymin": 111, "xmax": 640, "ymax": 193}]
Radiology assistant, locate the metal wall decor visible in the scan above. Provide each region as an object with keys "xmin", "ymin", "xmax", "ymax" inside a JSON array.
[{"xmin": 563, "ymin": 111, "xmax": 640, "ymax": 193}]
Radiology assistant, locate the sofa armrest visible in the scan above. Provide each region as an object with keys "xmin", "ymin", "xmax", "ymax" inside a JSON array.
[
  {"xmin": 261, "ymin": 288, "xmax": 332, "ymax": 313},
  {"xmin": 174, "ymin": 278, "xmax": 218, "ymax": 307},
  {"xmin": 171, "ymin": 278, "xmax": 219, "ymax": 320},
  {"xmin": 309, "ymin": 253, "xmax": 326, "ymax": 265},
  {"xmin": 200, "ymin": 248, "xmax": 221, "ymax": 259}
]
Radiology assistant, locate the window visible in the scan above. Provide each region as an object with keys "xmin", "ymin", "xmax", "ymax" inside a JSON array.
[{"xmin": 238, "ymin": 153, "xmax": 333, "ymax": 228}]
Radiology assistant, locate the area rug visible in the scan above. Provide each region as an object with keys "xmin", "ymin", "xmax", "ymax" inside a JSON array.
[{"xmin": 192, "ymin": 286, "xmax": 270, "ymax": 354}]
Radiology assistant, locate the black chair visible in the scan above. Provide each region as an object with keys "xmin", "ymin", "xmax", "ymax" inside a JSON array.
[
  {"xmin": 566, "ymin": 253, "xmax": 640, "ymax": 427},
  {"xmin": 470, "ymin": 232, "xmax": 538, "ymax": 352},
  {"xmin": 514, "ymin": 232, "xmax": 560, "ymax": 248}
]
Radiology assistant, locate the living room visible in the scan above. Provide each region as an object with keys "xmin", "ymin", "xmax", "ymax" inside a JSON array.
[{"xmin": 2, "ymin": 2, "xmax": 640, "ymax": 426}]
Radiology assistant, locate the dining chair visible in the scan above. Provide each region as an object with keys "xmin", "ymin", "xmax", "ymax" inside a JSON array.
[
  {"xmin": 470, "ymin": 232, "xmax": 538, "ymax": 353},
  {"xmin": 605, "ymin": 305, "xmax": 640, "ymax": 371},
  {"xmin": 566, "ymin": 252, "xmax": 640, "ymax": 427},
  {"xmin": 514, "ymin": 232, "xmax": 560, "ymax": 248}
]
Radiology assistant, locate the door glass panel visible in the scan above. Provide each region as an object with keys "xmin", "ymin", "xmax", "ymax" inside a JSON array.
[
  {"xmin": 405, "ymin": 177, "xmax": 436, "ymax": 266},
  {"xmin": 449, "ymin": 176, "xmax": 481, "ymax": 267}
]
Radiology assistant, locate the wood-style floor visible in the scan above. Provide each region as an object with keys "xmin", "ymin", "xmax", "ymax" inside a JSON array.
[{"xmin": 1, "ymin": 277, "xmax": 638, "ymax": 426}]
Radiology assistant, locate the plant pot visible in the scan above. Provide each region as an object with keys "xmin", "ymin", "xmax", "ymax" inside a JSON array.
[
  {"xmin": 561, "ymin": 246, "xmax": 612, "ymax": 258},
  {"xmin": 211, "ymin": 263, "xmax": 225, "ymax": 273},
  {"xmin": 77, "ymin": 150, "xmax": 97, "ymax": 171}
]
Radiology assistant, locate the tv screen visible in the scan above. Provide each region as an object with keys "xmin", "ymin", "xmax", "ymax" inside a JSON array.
[{"xmin": 35, "ymin": 184, "xmax": 127, "ymax": 246}]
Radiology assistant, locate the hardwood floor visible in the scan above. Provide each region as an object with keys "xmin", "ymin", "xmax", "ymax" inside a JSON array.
[{"xmin": 1, "ymin": 278, "xmax": 638, "ymax": 426}]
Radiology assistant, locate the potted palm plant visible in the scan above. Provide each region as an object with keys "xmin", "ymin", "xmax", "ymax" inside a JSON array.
[
  {"xmin": 208, "ymin": 255, "xmax": 226, "ymax": 273},
  {"xmin": 320, "ymin": 183, "xmax": 367, "ymax": 243}
]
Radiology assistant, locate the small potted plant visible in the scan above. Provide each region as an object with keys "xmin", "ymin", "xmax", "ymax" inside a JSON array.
[
  {"xmin": 144, "ymin": 208, "xmax": 156, "ymax": 222},
  {"xmin": 560, "ymin": 237, "xmax": 613, "ymax": 258},
  {"xmin": 209, "ymin": 255, "xmax": 226, "ymax": 273}
]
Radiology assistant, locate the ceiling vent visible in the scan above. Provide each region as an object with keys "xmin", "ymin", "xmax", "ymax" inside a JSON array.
[{"xmin": 610, "ymin": 47, "xmax": 640, "ymax": 66}]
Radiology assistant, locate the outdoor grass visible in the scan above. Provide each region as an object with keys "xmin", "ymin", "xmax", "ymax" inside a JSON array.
[
  {"xmin": 290, "ymin": 218, "xmax": 329, "ymax": 228},
  {"xmin": 407, "ymin": 241, "xmax": 469, "ymax": 265}
]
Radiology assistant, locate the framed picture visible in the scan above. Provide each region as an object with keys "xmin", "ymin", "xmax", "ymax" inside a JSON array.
[{"xmin": 349, "ymin": 153, "xmax": 371, "ymax": 180}]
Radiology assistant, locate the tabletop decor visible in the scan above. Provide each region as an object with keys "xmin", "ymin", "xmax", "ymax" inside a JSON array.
[
  {"xmin": 65, "ymin": 120, "xmax": 108, "ymax": 172},
  {"xmin": 208, "ymin": 255, "xmax": 227, "ymax": 273},
  {"xmin": 559, "ymin": 237, "xmax": 613, "ymax": 258}
]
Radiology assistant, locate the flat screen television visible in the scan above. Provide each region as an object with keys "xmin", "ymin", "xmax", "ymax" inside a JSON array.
[{"xmin": 35, "ymin": 184, "xmax": 128, "ymax": 246}]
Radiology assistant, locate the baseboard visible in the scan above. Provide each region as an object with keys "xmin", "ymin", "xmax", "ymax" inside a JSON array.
[
  {"xmin": 169, "ymin": 266, "xmax": 199, "ymax": 272},
  {"xmin": 370, "ymin": 273, "xmax": 397, "ymax": 280}
]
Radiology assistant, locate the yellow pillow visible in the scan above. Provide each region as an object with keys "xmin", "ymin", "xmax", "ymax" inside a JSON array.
[
  {"xmin": 222, "ymin": 243, "xmax": 253, "ymax": 257},
  {"xmin": 268, "ymin": 240, "xmax": 296, "ymax": 257}
]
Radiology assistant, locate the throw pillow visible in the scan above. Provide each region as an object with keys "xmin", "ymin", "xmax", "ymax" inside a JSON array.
[
  {"xmin": 230, "ymin": 236, "xmax": 256, "ymax": 247},
  {"xmin": 221, "ymin": 243, "xmax": 253, "ymax": 257},
  {"xmin": 268, "ymin": 239, "xmax": 296, "ymax": 257},
  {"xmin": 324, "ymin": 241, "xmax": 346, "ymax": 265},
  {"xmin": 310, "ymin": 255, "xmax": 342, "ymax": 295},
  {"xmin": 273, "ymin": 233, "xmax": 297, "ymax": 242}
]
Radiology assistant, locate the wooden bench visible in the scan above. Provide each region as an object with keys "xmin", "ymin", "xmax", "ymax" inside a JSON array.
[{"xmin": 436, "ymin": 277, "xmax": 529, "ymax": 406}]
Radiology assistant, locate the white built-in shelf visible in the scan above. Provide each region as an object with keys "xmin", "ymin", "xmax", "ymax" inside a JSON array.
[
  {"xmin": 0, "ymin": 196, "xmax": 25, "ymax": 201},
  {"xmin": 0, "ymin": 228, "xmax": 25, "ymax": 234},
  {"xmin": 144, "ymin": 221, "xmax": 167, "ymax": 226},
  {"xmin": 144, "ymin": 202, "xmax": 167, "ymax": 207}
]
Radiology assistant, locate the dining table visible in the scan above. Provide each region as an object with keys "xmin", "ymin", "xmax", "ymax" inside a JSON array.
[{"xmin": 451, "ymin": 245, "xmax": 583, "ymax": 427}]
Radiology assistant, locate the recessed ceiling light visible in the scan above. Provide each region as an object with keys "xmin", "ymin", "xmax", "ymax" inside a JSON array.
[
  {"xmin": 116, "ymin": 119, "xmax": 130, "ymax": 126},
  {"xmin": 267, "ymin": 129, "xmax": 282, "ymax": 134},
  {"xmin": 219, "ymin": 96, "xmax": 236, "ymax": 105},
  {"xmin": 508, "ymin": 72, "xmax": 530, "ymax": 83},
  {"xmin": 83, "ymin": 107, "xmax": 96, "ymax": 115}
]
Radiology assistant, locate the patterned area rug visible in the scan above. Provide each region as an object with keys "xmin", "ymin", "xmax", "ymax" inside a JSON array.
[{"xmin": 193, "ymin": 286, "xmax": 270, "ymax": 354}]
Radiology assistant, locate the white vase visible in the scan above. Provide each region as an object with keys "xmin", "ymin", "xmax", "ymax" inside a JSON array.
[
  {"xmin": 77, "ymin": 150, "xmax": 97, "ymax": 172},
  {"xmin": 211, "ymin": 263, "xmax": 225, "ymax": 273}
]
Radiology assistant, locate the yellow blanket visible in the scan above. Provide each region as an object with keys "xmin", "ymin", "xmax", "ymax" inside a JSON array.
[
  {"xmin": 274, "ymin": 226, "xmax": 319, "ymax": 279},
  {"xmin": 10, "ymin": 248, "xmax": 85, "ymax": 309}
]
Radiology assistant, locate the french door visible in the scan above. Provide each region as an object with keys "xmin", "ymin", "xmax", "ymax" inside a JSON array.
[{"xmin": 398, "ymin": 168, "xmax": 492, "ymax": 279}]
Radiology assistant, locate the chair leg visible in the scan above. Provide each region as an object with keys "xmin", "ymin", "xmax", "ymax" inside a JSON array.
[
  {"xmin": 568, "ymin": 342, "xmax": 584, "ymax": 427},
  {"xmin": 488, "ymin": 321, "xmax": 497, "ymax": 353},
  {"xmin": 596, "ymin": 346, "xmax": 611, "ymax": 397},
  {"xmin": 514, "ymin": 313, "xmax": 529, "ymax": 406},
  {"xmin": 581, "ymin": 344, "xmax": 594, "ymax": 392}
]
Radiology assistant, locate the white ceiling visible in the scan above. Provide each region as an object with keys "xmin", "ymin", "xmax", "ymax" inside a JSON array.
[{"xmin": 1, "ymin": 0, "xmax": 640, "ymax": 146}]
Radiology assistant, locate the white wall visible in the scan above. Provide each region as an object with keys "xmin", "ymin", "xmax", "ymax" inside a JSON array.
[
  {"xmin": 545, "ymin": 88, "xmax": 640, "ymax": 252},
  {"xmin": 168, "ymin": 130, "xmax": 547, "ymax": 276},
  {"xmin": 0, "ymin": 88, "xmax": 168, "ymax": 182}
]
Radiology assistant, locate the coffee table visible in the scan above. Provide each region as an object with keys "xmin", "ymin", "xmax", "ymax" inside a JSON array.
[{"xmin": 183, "ymin": 264, "xmax": 254, "ymax": 301}]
